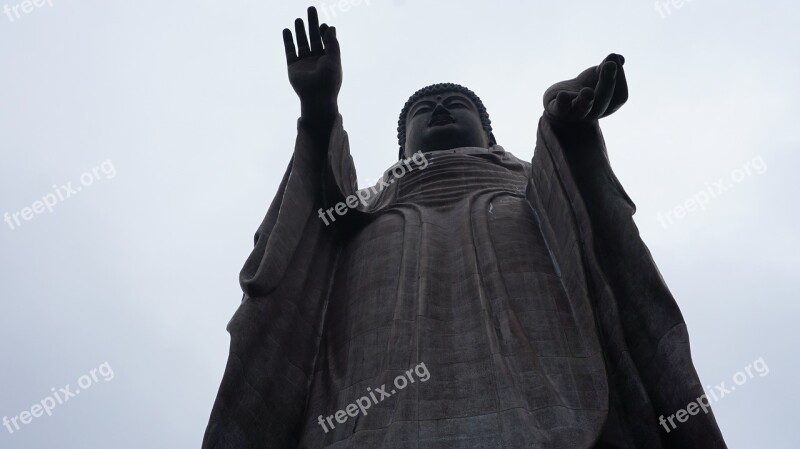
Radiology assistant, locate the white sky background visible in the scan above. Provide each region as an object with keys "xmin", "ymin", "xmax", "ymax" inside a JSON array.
[{"xmin": 1, "ymin": 0, "xmax": 798, "ymax": 447}]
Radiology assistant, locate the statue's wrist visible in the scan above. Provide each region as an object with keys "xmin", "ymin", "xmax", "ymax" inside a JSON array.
[
  {"xmin": 299, "ymin": 98, "xmax": 339, "ymax": 151},
  {"xmin": 301, "ymin": 97, "xmax": 339, "ymax": 121},
  {"xmin": 543, "ymin": 111, "xmax": 598, "ymax": 131}
]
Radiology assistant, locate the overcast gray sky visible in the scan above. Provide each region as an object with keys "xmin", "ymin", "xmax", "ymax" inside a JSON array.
[{"xmin": 1, "ymin": 0, "xmax": 798, "ymax": 447}]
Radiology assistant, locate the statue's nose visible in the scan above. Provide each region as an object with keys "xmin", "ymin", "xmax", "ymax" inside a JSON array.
[
  {"xmin": 428, "ymin": 103, "xmax": 456, "ymax": 126},
  {"xmin": 431, "ymin": 103, "xmax": 451, "ymax": 117}
]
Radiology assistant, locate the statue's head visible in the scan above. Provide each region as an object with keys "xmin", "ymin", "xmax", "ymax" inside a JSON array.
[{"xmin": 397, "ymin": 83, "xmax": 496, "ymax": 159}]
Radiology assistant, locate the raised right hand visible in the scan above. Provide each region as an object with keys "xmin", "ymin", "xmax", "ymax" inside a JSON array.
[
  {"xmin": 543, "ymin": 53, "xmax": 628, "ymax": 124},
  {"xmin": 282, "ymin": 7, "xmax": 342, "ymax": 113}
]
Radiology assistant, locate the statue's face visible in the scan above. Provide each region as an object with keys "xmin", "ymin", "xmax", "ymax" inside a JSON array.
[{"xmin": 403, "ymin": 91, "xmax": 490, "ymax": 157}]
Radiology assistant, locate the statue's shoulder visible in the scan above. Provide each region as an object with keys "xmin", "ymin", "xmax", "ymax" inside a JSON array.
[{"xmin": 491, "ymin": 146, "xmax": 531, "ymax": 172}]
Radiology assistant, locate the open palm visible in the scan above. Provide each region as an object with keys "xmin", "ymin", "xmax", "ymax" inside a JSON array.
[
  {"xmin": 544, "ymin": 53, "xmax": 628, "ymax": 122},
  {"xmin": 282, "ymin": 7, "xmax": 342, "ymax": 107}
]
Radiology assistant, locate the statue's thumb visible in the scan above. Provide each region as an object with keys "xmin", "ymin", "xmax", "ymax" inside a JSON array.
[{"xmin": 324, "ymin": 26, "xmax": 340, "ymax": 57}]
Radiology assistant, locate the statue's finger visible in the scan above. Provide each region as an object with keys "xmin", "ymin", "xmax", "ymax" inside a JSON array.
[
  {"xmin": 307, "ymin": 7, "xmax": 323, "ymax": 54},
  {"xmin": 603, "ymin": 53, "xmax": 625, "ymax": 67},
  {"xmin": 295, "ymin": 18, "xmax": 311, "ymax": 57},
  {"xmin": 548, "ymin": 91, "xmax": 577, "ymax": 118},
  {"xmin": 322, "ymin": 26, "xmax": 340, "ymax": 60},
  {"xmin": 589, "ymin": 61, "xmax": 616, "ymax": 118},
  {"xmin": 320, "ymin": 23, "xmax": 329, "ymax": 43},
  {"xmin": 570, "ymin": 87, "xmax": 595, "ymax": 120},
  {"xmin": 282, "ymin": 28, "xmax": 298, "ymax": 64},
  {"xmin": 575, "ymin": 65, "xmax": 599, "ymax": 90},
  {"xmin": 606, "ymin": 56, "xmax": 628, "ymax": 117}
]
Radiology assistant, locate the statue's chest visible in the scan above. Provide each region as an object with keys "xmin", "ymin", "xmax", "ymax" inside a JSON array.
[{"xmin": 393, "ymin": 153, "xmax": 528, "ymax": 208}]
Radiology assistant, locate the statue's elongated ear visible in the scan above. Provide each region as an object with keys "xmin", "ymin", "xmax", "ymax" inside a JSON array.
[{"xmin": 488, "ymin": 132, "xmax": 497, "ymax": 146}]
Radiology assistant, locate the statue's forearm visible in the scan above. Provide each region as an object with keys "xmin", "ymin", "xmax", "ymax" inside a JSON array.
[
  {"xmin": 536, "ymin": 116, "xmax": 634, "ymax": 212},
  {"xmin": 541, "ymin": 117, "xmax": 607, "ymax": 183}
]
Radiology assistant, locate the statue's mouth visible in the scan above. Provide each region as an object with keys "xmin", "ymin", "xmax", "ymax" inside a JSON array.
[{"xmin": 428, "ymin": 115, "xmax": 455, "ymax": 127}]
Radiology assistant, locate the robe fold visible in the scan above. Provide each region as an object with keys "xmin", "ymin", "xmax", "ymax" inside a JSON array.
[{"xmin": 202, "ymin": 115, "xmax": 727, "ymax": 449}]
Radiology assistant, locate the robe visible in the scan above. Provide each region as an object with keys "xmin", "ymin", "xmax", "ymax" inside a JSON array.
[{"xmin": 202, "ymin": 114, "xmax": 728, "ymax": 449}]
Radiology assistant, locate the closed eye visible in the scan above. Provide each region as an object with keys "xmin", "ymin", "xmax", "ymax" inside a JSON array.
[
  {"xmin": 444, "ymin": 99, "xmax": 471, "ymax": 109},
  {"xmin": 411, "ymin": 106, "xmax": 433, "ymax": 117}
]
